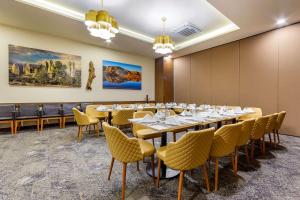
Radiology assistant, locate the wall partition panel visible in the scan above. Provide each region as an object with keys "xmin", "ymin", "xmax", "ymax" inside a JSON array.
[
  {"xmin": 278, "ymin": 24, "xmax": 300, "ymax": 136},
  {"xmin": 190, "ymin": 50, "xmax": 212, "ymax": 104},
  {"xmin": 211, "ymin": 42, "xmax": 240, "ymax": 106},
  {"xmin": 239, "ymin": 31, "xmax": 279, "ymax": 115},
  {"xmin": 174, "ymin": 56, "xmax": 191, "ymax": 103}
]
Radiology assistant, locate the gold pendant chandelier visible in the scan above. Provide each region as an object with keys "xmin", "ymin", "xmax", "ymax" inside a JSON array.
[
  {"xmin": 153, "ymin": 17, "xmax": 175, "ymax": 54},
  {"xmin": 84, "ymin": 0, "xmax": 119, "ymax": 42}
]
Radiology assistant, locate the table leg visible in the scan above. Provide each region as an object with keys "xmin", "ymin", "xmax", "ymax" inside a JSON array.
[
  {"xmin": 108, "ymin": 111, "xmax": 112, "ymax": 125},
  {"xmin": 146, "ymin": 132, "xmax": 179, "ymax": 179}
]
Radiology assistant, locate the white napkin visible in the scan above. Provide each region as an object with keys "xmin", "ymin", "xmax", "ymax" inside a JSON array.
[
  {"xmin": 210, "ymin": 111, "xmax": 221, "ymax": 118},
  {"xmin": 243, "ymin": 107, "xmax": 254, "ymax": 113},
  {"xmin": 165, "ymin": 117, "xmax": 181, "ymax": 126},
  {"xmin": 140, "ymin": 114, "xmax": 156, "ymax": 123},
  {"xmin": 234, "ymin": 107, "xmax": 242, "ymax": 114},
  {"xmin": 97, "ymin": 105, "xmax": 107, "ymax": 111},
  {"xmin": 224, "ymin": 109, "xmax": 235, "ymax": 116},
  {"xmin": 180, "ymin": 110, "xmax": 192, "ymax": 116}
]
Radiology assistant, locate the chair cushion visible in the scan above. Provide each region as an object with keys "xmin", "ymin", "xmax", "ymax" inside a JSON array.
[
  {"xmin": 136, "ymin": 129, "xmax": 161, "ymax": 139},
  {"xmin": 88, "ymin": 117, "xmax": 99, "ymax": 124},
  {"xmin": 157, "ymin": 146, "xmax": 167, "ymax": 161},
  {"xmin": 138, "ymin": 140, "xmax": 155, "ymax": 157}
]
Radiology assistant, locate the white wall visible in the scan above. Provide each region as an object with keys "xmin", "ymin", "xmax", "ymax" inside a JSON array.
[{"xmin": 0, "ymin": 24, "xmax": 155, "ymax": 103}]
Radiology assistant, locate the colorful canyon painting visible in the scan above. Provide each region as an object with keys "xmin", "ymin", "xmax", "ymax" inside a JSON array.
[
  {"xmin": 9, "ymin": 45, "xmax": 81, "ymax": 87},
  {"xmin": 102, "ymin": 60, "xmax": 142, "ymax": 90}
]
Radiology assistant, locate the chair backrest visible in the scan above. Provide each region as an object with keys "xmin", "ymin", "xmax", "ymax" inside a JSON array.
[
  {"xmin": 64, "ymin": 103, "xmax": 80, "ymax": 115},
  {"xmin": 210, "ymin": 122, "xmax": 242, "ymax": 157},
  {"xmin": 276, "ymin": 111, "xmax": 286, "ymax": 130},
  {"xmin": 265, "ymin": 113, "xmax": 278, "ymax": 133},
  {"xmin": 169, "ymin": 109, "xmax": 177, "ymax": 116},
  {"xmin": 18, "ymin": 104, "xmax": 38, "ymax": 117},
  {"xmin": 42, "ymin": 103, "xmax": 61, "ymax": 116},
  {"xmin": 239, "ymin": 107, "xmax": 262, "ymax": 121},
  {"xmin": 132, "ymin": 111, "xmax": 154, "ymax": 136},
  {"xmin": 0, "ymin": 104, "xmax": 14, "ymax": 118},
  {"xmin": 251, "ymin": 115, "xmax": 269, "ymax": 140},
  {"xmin": 86, "ymin": 105, "xmax": 107, "ymax": 118},
  {"xmin": 102, "ymin": 122, "xmax": 143, "ymax": 163},
  {"xmin": 237, "ymin": 119, "xmax": 255, "ymax": 147},
  {"xmin": 142, "ymin": 107, "xmax": 156, "ymax": 114},
  {"xmin": 164, "ymin": 128, "xmax": 215, "ymax": 170},
  {"xmin": 72, "ymin": 108, "xmax": 89, "ymax": 126},
  {"xmin": 111, "ymin": 109, "xmax": 135, "ymax": 126}
]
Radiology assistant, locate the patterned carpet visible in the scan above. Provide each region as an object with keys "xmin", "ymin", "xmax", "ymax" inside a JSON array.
[{"xmin": 0, "ymin": 125, "xmax": 299, "ymax": 200}]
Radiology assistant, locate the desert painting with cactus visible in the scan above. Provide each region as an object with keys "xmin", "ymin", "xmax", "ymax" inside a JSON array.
[{"xmin": 9, "ymin": 45, "xmax": 81, "ymax": 87}]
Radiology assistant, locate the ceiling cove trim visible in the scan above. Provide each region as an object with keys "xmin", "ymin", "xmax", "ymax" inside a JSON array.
[{"xmin": 16, "ymin": 0, "xmax": 239, "ymax": 50}]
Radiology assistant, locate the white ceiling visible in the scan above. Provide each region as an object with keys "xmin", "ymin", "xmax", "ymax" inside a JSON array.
[{"xmin": 1, "ymin": 0, "xmax": 300, "ymax": 58}]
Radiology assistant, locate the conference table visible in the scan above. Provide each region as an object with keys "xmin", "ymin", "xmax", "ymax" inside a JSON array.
[{"xmin": 129, "ymin": 109, "xmax": 253, "ymax": 179}]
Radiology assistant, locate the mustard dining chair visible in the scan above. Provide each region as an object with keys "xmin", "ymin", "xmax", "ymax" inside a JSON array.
[
  {"xmin": 111, "ymin": 109, "xmax": 135, "ymax": 128},
  {"xmin": 209, "ymin": 122, "xmax": 242, "ymax": 191},
  {"xmin": 156, "ymin": 128, "xmax": 215, "ymax": 199},
  {"xmin": 274, "ymin": 111, "xmax": 286, "ymax": 146},
  {"xmin": 102, "ymin": 122, "xmax": 156, "ymax": 200},
  {"xmin": 238, "ymin": 107, "xmax": 262, "ymax": 121},
  {"xmin": 86, "ymin": 105, "xmax": 108, "ymax": 128},
  {"xmin": 235, "ymin": 119, "xmax": 255, "ymax": 175},
  {"xmin": 249, "ymin": 116, "xmax": 269, "ymax": 159},
  {"xmin": 72, "ymin": 108, "xmax": 100, "ymax": 142},
  {"xmin": 264, "ymin": 113, "xmax": 278, "ymax": 149}
]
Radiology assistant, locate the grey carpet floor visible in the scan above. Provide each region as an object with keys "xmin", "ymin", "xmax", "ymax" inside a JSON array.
[{"xmin": 0, "ymin": 126, "xmax": 300, "ymax": 200}]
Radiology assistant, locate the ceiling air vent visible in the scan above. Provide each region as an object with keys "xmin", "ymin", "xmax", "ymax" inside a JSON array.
[{"xmin": 173, "ymin": 23, "xmax": 201, "ymax": 37}]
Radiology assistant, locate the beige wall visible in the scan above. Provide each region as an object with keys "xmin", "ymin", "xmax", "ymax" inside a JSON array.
[
  {"xmin": 173, "ymin": 23, "xmax": 300, "ymax": 136},
  {"xmin": 0, "ymin": 24, "xmax": 155, "ymax": 103}
]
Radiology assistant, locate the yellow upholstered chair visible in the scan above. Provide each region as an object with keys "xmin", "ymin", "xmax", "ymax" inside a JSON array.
[
  {"xmin": 133, "ymin": 111, "xmax": 156, "ymax": 146},
  {"xmin": 173, "ymin": 107, "xmax": 184, "ymax": 114},
  {"xmin": 274, "ymin": 111, "xmax": 286, "ymax": 146},
  {"xmin": 249, "ymin": 116, "xmax": 269, "ymax": 159},
  {"xmin": 86, "ymin": 105, "xmax": 108, "ymax": 129},
  {"xmin": 72, "ymin": 108, "xmax": 99, "ymax": 142},
  {"xmin": 156, "ymin": 128, "xmax": 215, "ymax": 199},
  {"xmin": 238, "ymin": 107, "xmax": 262, "ymax": 121},
  {"xmin": 235, "ymin": 119, "xmax": 255, "ymax": 174},
  {"xmin": 102, "ymin": 122, "xmax": 155, "ymax": 200},
  {"xmin": 265, "ymin": 113, "xmax": 278, "ymax": 148},
  {"xmin": 209, "ymin": 122, "xmax": 242, "ymax": 191},
  {"xmin": 111, "ymin": 109, "xmax": 135, "ymax": 127}
]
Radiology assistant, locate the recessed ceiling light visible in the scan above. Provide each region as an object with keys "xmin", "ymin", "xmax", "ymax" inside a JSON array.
[{"xmin": 276, "ymin": 18, "xmax": 286, "ymax": 26}]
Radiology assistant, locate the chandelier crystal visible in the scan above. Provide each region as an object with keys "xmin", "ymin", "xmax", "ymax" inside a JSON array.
[
  {"xmin": 153, "ymin": 17, "xmax": 175, "ymax": 54},
  {"xmin": 84, "ymin": 0, "xmax": 119, "ymax": 42}
]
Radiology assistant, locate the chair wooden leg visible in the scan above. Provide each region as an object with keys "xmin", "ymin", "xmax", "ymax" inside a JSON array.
[
  {"xmin": 122, "ymin": 163, "xmax": 127, "ymax": 200},
  {"xmin": 276, "ymin": 130, "xmax": 280, "ymax": 144},
  {"xmin": 77, "ymin": 126, "xmax": 83, "ymax": 142},
  {"xmin": 214, "ymin": 158, "xmax": 219, "ymax": 191},
  {"xmin": 14, "ymin": 121, "xmax": 18, "ymax": 134},
  {"xmin": 151, "ymin": 155, "xmax": 155, "ymax": 184},
  {"xmin": 152, "ymin": 139, "xmax": 155, "ymax": 146},
  {"xmin": 234, "ymin": 148, "xmax": 238, "ymax": 176},
  {"xmin": 10, "ymin": 121, "xmax": 14, "ymax": 134},
  {"xmin": 268, "ymin": 133, "xmax": 272, "ymax": 147},
  {"xmin": 262, "ymin": 136, "xmax": 266, "ymax": 155},
  {"xmin": 37, "ymin": 119, "xmax": 40, "ymax": 132},
  {"xmin": 273, "ymin": 131, "xmax": 277, "ymax": 148},
  {"xmin": 251, "ymin": 140, "xmax": 255, "ymax": 160},
  {"xmin": 94, "ymin": 124, "xmax": 99, "ymax": 137},
  {"xmin": 173, "ymin": 132, "xmax": 176, "ymax": 142},
  {"xmin": 156, "ymin": 158, "xmax": 161, "ymax": 187},
  {"xmin": 136, "ymin": 161, "xmax": 140, "ymax": 171},
  {"xmin": 108, "ymin": 157, "xmax": 114, "ymax": 180},
  {"xmin": 178, "ymin": 170, "xmax": 185, "ymax": 200},
  {"xmin": 40, "ymin": 119, "xmax": 44, "ymax": 132},
  {"xmin": 202, "ymin": 164, "xmax": 210, "ymax": 192},
  {"xmin": 245, "ymin": 145, "xmax": 249, "ymax": 163}
]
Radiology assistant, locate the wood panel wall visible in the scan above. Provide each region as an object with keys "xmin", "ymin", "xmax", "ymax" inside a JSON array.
[{"xmin": 172, "ymin": 23, "xmax": 300, "ymax": 136}]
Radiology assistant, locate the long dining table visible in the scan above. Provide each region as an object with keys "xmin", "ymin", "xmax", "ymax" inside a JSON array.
[{"xmin": 129, "ymin": 110, "xmax": 253, "ymax": 179}]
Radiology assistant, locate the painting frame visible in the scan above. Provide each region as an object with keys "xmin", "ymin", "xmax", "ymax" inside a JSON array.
[
  {"xmin": 8, "ymin": 45, "xmax": 81, "ymax": 88},
  {"xmin": 102, "ymin": 60, "xmax": 142, "ymax": 90}
]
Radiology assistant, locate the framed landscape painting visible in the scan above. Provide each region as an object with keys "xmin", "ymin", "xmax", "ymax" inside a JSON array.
[
  {"xmin": 9, "ymin": 45, "xmax": 81, "ymax": 87},
  {"xmin": 102, "ymin": 60, "xmax": 142, "ymax": 90}
]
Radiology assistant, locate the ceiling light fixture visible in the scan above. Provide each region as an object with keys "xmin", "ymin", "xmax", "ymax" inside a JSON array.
[
  {"xmin": 153, "ymin": 17, "xmax": 175, "ymax": 54},
  {"xmin": 84, "ymin": 0, "xmax": 119, "ymax": 42},
  {"xmin": 276, "ymin": 18, "xmax": 286, "ymax": 26}
]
